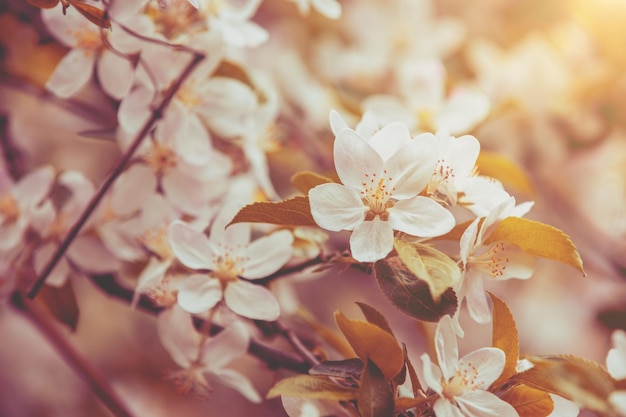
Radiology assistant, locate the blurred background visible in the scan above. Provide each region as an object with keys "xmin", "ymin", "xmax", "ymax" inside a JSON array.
[{"xmin": 1, "ymin": 0, "xmax": 625, "ymax": 416}]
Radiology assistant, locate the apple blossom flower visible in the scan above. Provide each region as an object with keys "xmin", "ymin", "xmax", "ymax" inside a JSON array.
[
  {"xmin": 607, "ymin": 330, "xmax": 626, "ymax": 415},
  {"xmin": 363, "ymin": 59, "xmax": 490, "ymax": 135},
  {"xmin": 287, "ymin": 0, "xmax": 341, "ymax": 19},
  {"xmin": 168, "ymin": 204, "xmax": 293, "ymax": 320},
  {"xmin": 0, "ymin": 165, "xmax": 54, "ymax": 252},
  {"xmin": 309, "ymin": 116, "xmax": 455, "ymax": 262},
  {"xmin": 32, "ymin": 171, "xmax": 120, "ymax": 287},
  {"xmin": 157, "ymin": 304, "xmax": 261, "ymax": 402},
  {"xmin": 418, "ymin": 315, "xmax": 519, "ymax": 417},
  {"xmin": 458, "ymin": 197, "xmax": 535, "ymax": 323}
]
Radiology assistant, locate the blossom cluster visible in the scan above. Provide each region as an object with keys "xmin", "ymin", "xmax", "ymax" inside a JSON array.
[{"xmin": 1, "ymin": 0, "xmax": 625, "ymax": 416}]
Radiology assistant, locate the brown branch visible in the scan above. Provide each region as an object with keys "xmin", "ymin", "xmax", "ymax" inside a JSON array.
[
  {"xmin": 11, "ymin": 292, "xmax": 136, "ymax": 417},
  {"xmin": 27, "ymin": 50, "xmax": 206, "ymax": 299},
  {"xmin": 275, "ymin": 320, "xmax": 321, "ymax": 367},
  {"xmin": 0, "ymin": 114, "xmax": 26, "ymax": 180}
]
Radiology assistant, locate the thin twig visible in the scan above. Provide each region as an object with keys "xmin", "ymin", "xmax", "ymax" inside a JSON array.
[
  {"xmin": 253, "ymin": 254, "xmax": 326, "ymax": 286},
  {"xmin": 11, "ymin": 292, "xmax": 136, "ymax": 417},
  {"xmin": 27, "ymin": 51, "xmax": 206, "ymax": 299},
  {"xmin": 275, "ymin": 320, "xmax": 321, "ymax": 367}
]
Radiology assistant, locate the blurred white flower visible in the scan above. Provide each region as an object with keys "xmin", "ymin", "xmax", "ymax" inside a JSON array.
[{"xmin": 607, "ymin": 330, "xmax": 626, "ymax": 416}]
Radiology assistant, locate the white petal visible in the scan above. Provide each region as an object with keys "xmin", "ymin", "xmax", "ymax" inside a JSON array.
[
  {"xmin": 459, "ymin": 348, "xmax": 505, "ymax": 390},
  {"xmin": 456, "ymin": 390, "xmax": 518, "ymax": 417},
  {"xmin": 13, "ymin": 165, "xmax": 55, "ymax": 206},
  {"xmin": 97, "ymin": 50, "xmax": 134, "ymax": 100},
  {"xmin": 46, "ymin": 49, "xmax": 95, "ymax": 98},
  {"xmin": 168, "ymin": 220, "xmax": 215, "ymax": 270},
  {"xmin": 309, "ymin": 183, "xmax": 366, "ymax": 232},
  {"xmin": 329, "ymin": 109, "xmax": 349, "ymax": 136},
  {"xmin": 548, "ymin": 394, "xmax": 579, "ymax": 417},
  {"xmin": 242, "ymin": 230, "xmax": 293, "ymax": 279},
  {"xmin": 464, "ymin": 269, "xmax": 492, "ymax": 323},
  {"xmin": 334, "ymin": 130, "xmax": 383, "ymax": 190},
  {"xmin": 211, "ymin": 368, "xmax": 262, "ymax": 403},
  {"xmin": 437, "ymin": 88, "xmax": 490, "ymax": 135},
  {"xmin": 312, "ymin": 0, "xmax": 341, "ymax": 18},
  {"xmin": 459, "ymin": 217, "xmax": 481, "ymax": 265},
  {"xmin": 385, "ymin": 132, "xmax": 438, "ymax": 198},
  {"xmin": 362, "ymin": 96, "xmax": 414, "ymax": 133},
  {"xmin": 177, "ymin": 275, "xmax": 222, "ymax": 314},
  {"xmin": 388, "ymin": 197, "xmax": 455, "ymax": 237},
  {"xmin": 497, "ymin": 244, "xmax": 536, "ymax": 280},
  {"xmin": 433, "ymin": 398, "xmax": 465, "ymax": 417},
  {"xmin": 134, "ymin": 257, "xmax": 171, "ymax": 301},
  {"xmin": 607, "ymin": 330, "xmax": 626, "ymax": 379},
  {"xmin": 436, "ymin": 315, "xmax": 459, "ymax": 381},
  {"xmin": 110, "ymin": 164, "xmax": 157, "ymax": 216},
  {"xmin": 118, "ymin": 86, "xmax": 154, "ymax": 134},
  {"xmin": 0, "ymin": 221, "xmax": 23, "ymax": 251},
  {"xmin": 162, "ymin": 169, "xmax": 209, "ymax": 216},
  {"xmin": 609, "ymin": 391, "xmax": 626, "ymax": 416},
  {"xmin": 419, "ymin": 353, "xmax": 443, "ymax": 395},
  {"xmin": 224, "ymin": 280, "xmax": 280, "ymax": 321},
  {"xmin": 174, "ymin": 115, "xmax": 212, "ymax": 165},
  {"xmin": 34, "ymin": 243, "xmax": 70, "ymax": 288},
  {"xmin": 349, "ymin": 217, "xmax": 394, "ymax": 262},
  {"xmin": 67, "ymin": 236, "xmax": 121, "ymax": 273},
  {"xmin": 200, "ymin": 322, "xmax": 249, "ymax": 370},
  {"xmin": 355, "ymin": 111, "xmax": 382, "ymax": 139},
  {"xmin": 211, "ymin": 203, "xmax": 251, "ymax": 248},
  {"xmin": 156, "ymin": 304, "xmax": 199, "ymax": 368},
  {"xmin": 368, "ymin": 122, "xmax": 412, "ymax": 161}
]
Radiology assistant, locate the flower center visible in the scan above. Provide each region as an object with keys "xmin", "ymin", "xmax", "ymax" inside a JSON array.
[
  {"xmin": 144, "ymin": 142, "xmax": 178, "ymax": 176},
  {"xmin": 203, "ymin": 0, "xmax": 227, "ymax": 17},
  {"xmin": 147, "ymin": 277, "xmax": 178, "ymax": 307},
  {"xmin": 67, "ymin": 27, "xmax": 102, "ymax": 56},
  {"xmin": 442, "ymin": 362, "xmax": 480, "ymax": 399},
  {"xmin": 176, "ymin": 81, "xmax": 202, "ymax": 108},
  {"xmin": 417, "ymin": 108, "xmax": 435, "ymax": 132},
  {"xmin": 211, "ymin": 246, "xmax": 248, "ymax": 283},
  {"xmin": 469, "ymin": 242, "xmax": 509, "ymax": 278},
  {"xmin": 0, "ymin": 195, "xmax": 20, "ymax": 223},
  {"xmin": 46, "ymin": 212, "xmax": 69, "ymax": 241},
  {"xmin": 139, "ymin": 226, "xmax": 172, "ymax": 260},
  {"xmin": 360, "ymin": 169, "xmax": 396, "ymax": 219}
]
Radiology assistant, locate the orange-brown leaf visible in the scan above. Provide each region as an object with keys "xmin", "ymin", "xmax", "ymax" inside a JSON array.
[
  {"xmin": 267, "ymin": 375, "xmax": 358, "ymax": 400},
  {"xmin": 229, "ymin": 196, "xmax": 317, "ymax": 227},
  {"xmin": 26, "ymin": 0, "xmax": 59, "ymax": 8},
  {"xmin": 501, "ymin": 385, "xmax": 554, "ymax": 417},
  {"xmin": 489, "ymin": 292, "xmax": 519, "ymax": 387},
  {"xmin": 484, "ymin": 217, "xmax": 585, "ymax": 275},
  {"xmin": 335, "ymin": 311, "xmax": 404, "ymax": 381},
  {"xmin": 291, "ymin": 171, "xmax": 334, "ymax": 194},
  {"xmin": 477, "ymin": 151, "xmax": 534, "ymax": 196}
]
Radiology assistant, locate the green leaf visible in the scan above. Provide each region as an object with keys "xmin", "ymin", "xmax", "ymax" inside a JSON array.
[
  {"xmin": 489, "ymin": 292, "xmax": 519, "ymax": 387},
  {"xmin": 513, "ymin": 355, "xmax": 615, "ymax": 416},
  {"xmin": 228, "ymin": 196, "xmax": 317, "ymax": 227},
  {"xmin": 267, "ymin": 375, "xmax": 358, "ymax": 400},
  {"xmin": 484, "ymin": 217, "xmax": 585, "ymax": 275},
  {"xmin": 394, "ymin": 239, "xmax": 461, "ymax": 302},
  {"xmin": 291, "ymin": 171, "xmax": 334, "ymax": 194},
  {"xmin": 374, "ymin": 258, "xmax": 457, "ymax": 322},
  {"xmin": 335, "ymin": 311, "xmax": 404, "ymax": 381},
  {"xmin": 38, "ymin": 280, "xmax": 80, "ymax": 331},
  {"xmin": 357, "ymin": 359, "xmax": 395, "ymax": 417}
]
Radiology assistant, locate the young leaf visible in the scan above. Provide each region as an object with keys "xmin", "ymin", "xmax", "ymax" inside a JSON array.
[
  {"xmin": 374, "ymin": 258, "xmax": 457, "ymax": 322},
  {"xmin": 476, "ymin": 151, "xmax": 535, "ymax": 196},
  {"xmin": 69, "ymin": 1, "xmax": 111, "ymax": 29},
  {"xmin": 38, "ymin": 281, "xmax": 80, "ymax": 331},
  {"xmin": 297, "ymin": 308, "xmax": 355, "ymax": 358},
  {"xmin": 267, "ymin": 375, "xmax": 358, "ymax": 400},
  {"xmin": 405, "ymin": 352, "xmax": 422, "ymax": 396},
  {"xmin": 500, "ymin": 384, "xmax": 554, "ymax": 417},
  {"xmin": 513, "ymin": 355, "xmax": 615, "ymax": 415},
  {"xmin": 26, "ymin": 0, "xmax": 59, "ymax": 8},
  {"xmin": 355, "ymin": 302, "xmax": 394, "ymax": 336},
  {"xmin": 489, "ymin": 292, "xmax": 519, "ymax": 387},
  {"xmin": 291, "ymin": 171, "xmax": 334, "ymax": 194},
  {"xmin": 228, "ymin": 196, "xmax": 317, "ymax": 227},
  {"xmin": 357, "ymin": 359, "xmax": 395, "ymax": 417},
  {"xmin": 334, "ymin": 311, "xmax": 404, "ymax": 381},
  {"xmin": 309, "ymin": 358, "xmax": 363, "ymax": 380},
  {"xmin": 484, "ymin": 217, "xmax": 585, "ymax": 275},
  {"xmin": 394, "ymin": 239, "xmax": 461, "ymax": 302},
  {"xmin": 394, "ymin": 396, "xmax": 429, "ymax": 414}
]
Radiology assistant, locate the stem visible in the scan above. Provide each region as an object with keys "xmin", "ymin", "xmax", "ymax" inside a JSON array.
[
  {"xmin": 11, "ymin": 292, "xmax": 136, "ymax": 417},
  {"xmin": 88, "ymin": 274, "xmax": 311, "ymax": 374},
  {"xmin": 27, "ymin": 51, "xmax": 206, "ymax": 299},
  {"xmin": 275, "ymin": 321, "xmax": 320, "ymax": 367},
  {"xmin": 0, "ymin": 114, "xmax": 26, "ymax": 181},
  {"xmin": 253, "ymin": 254, "xmax": 326, "ymax": 286}
]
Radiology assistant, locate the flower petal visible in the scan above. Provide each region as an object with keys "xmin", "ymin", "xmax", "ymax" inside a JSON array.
[
  {"xmin": 385, "ymin": 132, "xmax": 438, "ymax": 198},
  {"xmin": 97, "ymin": 49, "xmax": 134, "ymax": 100},
  {"xmin": 388, "ymin": 197, "xmax": 455, "ymax": 237},
  {"xmin": 497, "ymin": 243, "xmax": 536, "ymax": 280},
  {"xmin": 34, "ymin": 243, "xmax": 70, "ymax": 288},
  {"xmin": 67, "ymin": 236, "xmax": 120, "ymax": 273},
  {"xmin": 224, "ymin": 280, "xmax": 280, "ymax": 321},
  {"xmin": 156, "ymin": 304, "xmax": 199, "ymax": 368},
  {"xmin": 168, "ymin": 220, "xmax": 215, "ymax": 270},
  {"xmin": 349, "ymin": 217, "xmax": 394, "ymax": 262},
  {"xmin": 13, "ymin": 165, "xmax": 55, "ymax": 207},
  {"xmin": 309, "ymin": 183, "xmax": 366, "ymax": 232},
  {"xmin": 118, "ymin": 85, "xmax": 154, "ymax": 134},
  {"xmin": 177, "ymin": 275, "xmax": 222, "ymax": 314},
  {"xmin": 419, "ymin": 353, "xmax": 443, "ymax": 395},
  {"xmin": 200, "ymin": 321, "xmax": 249, "ymax": 370},
  {"xmin": 46, "ymin": 49, "xmax": 95, "ymax": 98},
  {"xmin": 433, "ymin": 398, "xmax": 465, "ymax": 417},
  {"xmin": 334, "ymin": 129, "xmax": 383, "ymax": 189},
  {"xmin": 437, "ymin": 88, "xmax": 490, "ymax": 135},
  {"xmin": 368, "ymin": 121, "xmax": 413, "ymax": 161},
  {"xmin": 242, "ymin": 230, "xmax": 293, "ymax": 279},
  {"xmin": 456, "ymin": 390, "xmax": 518, "ymax": 417},
  {"xmin": 459, "ymin": 347, "xmax": 505, "ymax": 390},
  {"xmin": 211, "ymin": 368, "xmax": 262, "ymax": 403},
  {"xmin": 548, "ymin": 394, "xmax": 579, "ymax": 417},
  {"xmin": 607, "ymin": 330, "xmax": 626, "ymax": 379},
  {"xmin": 463, "ymin": 269, "xmax": 492, "ymax": 324},
  {"xmin": 436, "ymin": 315, "xmax": 459, "ymax": 381}
]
